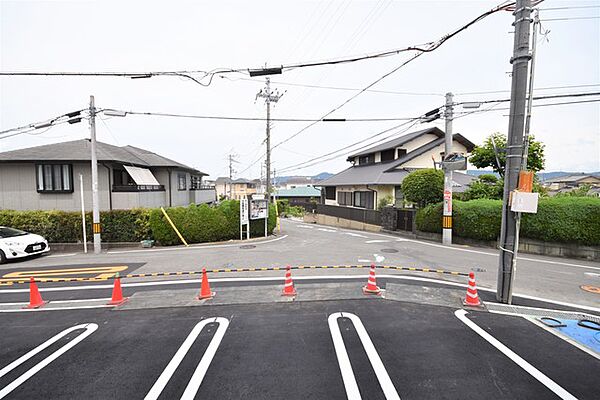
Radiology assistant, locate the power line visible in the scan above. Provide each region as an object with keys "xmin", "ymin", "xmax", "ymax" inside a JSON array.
[
  {"xmin": 268, "ymin": 0, "xmax": 518, "ymax": 152},
  {"xmin": 454, "ymin": 83, "xmax": 600, "ymax": 96},
  {"xmin": 540, "ymin": 5, "xmax": 600, "ymax": 11},
  {"xmin": 541, "ymin": 16, "xmax": 600, "ymax": 21}
]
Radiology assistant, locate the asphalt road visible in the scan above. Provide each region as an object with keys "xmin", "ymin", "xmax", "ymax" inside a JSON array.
[
  {"xmin": 0, "ymin": 219, "xmax": 598, "ymax": 310},
  {"xmin": 1, "ymin": 298, "xmax": 599, "ymax": 399}
]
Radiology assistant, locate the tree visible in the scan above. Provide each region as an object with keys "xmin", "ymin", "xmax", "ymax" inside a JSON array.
[
  {"xmin": 470, "ymin": 132, "xmax": 545, "ymax": 176},
  {"xmin": 401, "ymin": 169, "xmax": 443, "ymax": 207},
  {"xmin": 462, "ymin": 175, "xmax": 503, "ymax": 201}
]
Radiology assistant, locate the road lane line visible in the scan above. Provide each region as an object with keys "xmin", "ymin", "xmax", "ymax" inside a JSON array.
[
  {"xmin": 1, "ymin": 275, "xmax": 598, "ymax": 314},
  {"xmin": 318, "ymin": 228, "xmax": 337, "ymax": 232},
  {"xmin": 107, "ymin": 235, "xmax": 288, "ymax": 254},
  {"xmin": 328, "ymin": 312, "xmax": 401, "ymax": 400},
  {"xmin": 0, "ymin": 323, "xmax": 98, "ymax": 399},
  {"xmin": 144, "ymin": 317, "xmax": 229, "ymax": 400},
  {"xmin": 454, "ymin": 310, "xmax": 577, "ymax": 400},
  {"xmin": 365, "ymin": 240, "xmax": 389, "ymax": 243},
  {"xmin": 343, "ymin": 233, "xmax": 368, "ymax": 238}
]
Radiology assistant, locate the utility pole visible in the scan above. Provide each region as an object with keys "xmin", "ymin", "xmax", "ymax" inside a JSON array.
[
  {"xmin": 442, "ymin": 92, "xmax": 454, "ymax": 245},
  {"xmin": 89, "ymin": 95, "xmax": 101, "ymax": 254},
  {"xmin": 227, "ymin": 153, "xmax": 238, "ymax": 199},
  {"xmin": 497, "ymin": 0, "xmax": 532, "ymax": 304},
  {"xmin": 256, "ymin": 78, "xmax": 283, "ymax": 203}
]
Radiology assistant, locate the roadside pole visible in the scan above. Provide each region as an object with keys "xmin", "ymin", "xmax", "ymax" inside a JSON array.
[
  {"xmin": 89, "ymin": 95, "xmax": 101, "ymax": 254},
  {"xmin": 79, "ymin": 173, "xmax": 87, "ymax": 254},
  {"xmin": 497, "ymin": 0, "xmax": 532, "ymax": 304},
  {"xmin": 442, "ymin": 92, "xmax": 453, "ymax": 245}
]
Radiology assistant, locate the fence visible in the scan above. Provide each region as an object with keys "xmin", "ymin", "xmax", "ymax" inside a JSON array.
[
  {"xmin": 315, "ymin": 204, "xmax": 381, "ymax": 226},
  {"xmin": 381, "ymin": 207, "xmax": 416, "ymax": 232}
]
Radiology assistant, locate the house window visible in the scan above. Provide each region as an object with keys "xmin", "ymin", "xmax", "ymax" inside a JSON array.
[
  {"xmin": 113, "ymin": 169, "xmax": 134, "ymax": 186},
  {"xmin": 353, "ymin": 191, "xmax": 375, "ymax": 209},
  {"xmin": 178, "ymin": 173, "xmax": 187, "ymax": 190},
  {"xmin": 394, "ymin": 186, "xmax": 403, "ymax": 207},
  {"xmin": 190, "ymin": 175, "xmax": 202, "ymax": 190},
  {"xmin": 396, "ymin": 148, "xmax": 407, "ymax": 158},
  {"xmin": 337, "ymin": 191, "xmax": 352, "ymax": 206},
  {"xmin": 324, "ymin": 186, "xmax": 336, "ymax": 200},
  {"xmin": 358, "ymin": 154, "xmax": 374, "ymax": 165},
  {"xmin": 381, "ymin": 149, "xmax": 395, "ymax": 162},
  {"xmin": 36, "ymin": 164, "xmax": 73, "ymax": 193}
]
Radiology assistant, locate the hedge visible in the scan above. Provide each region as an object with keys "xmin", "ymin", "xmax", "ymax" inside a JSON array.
[
  {"xmin": 0, "ymin": 200, "xmax": 277, "ymax": 245},
  {"xmin": 149, "ymin": 200, "xmax": 277, "ymax": 246},
  {"xmin": 416, "ymin": 197, "xmax": 600, "ymax": 246},
  {"xmin": 0, "ymin": 209, "xmax": 151, "ymax": 243}
]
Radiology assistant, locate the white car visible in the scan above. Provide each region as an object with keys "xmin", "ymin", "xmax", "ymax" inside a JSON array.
[{"xmin": 0, "ymin": 226, "xmax": 50, "ymax": 263}]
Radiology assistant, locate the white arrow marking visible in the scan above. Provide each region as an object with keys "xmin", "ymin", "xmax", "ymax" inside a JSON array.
[
  {"xmin": 328, "ymin": 312, "xmax": 401, "ymax": 400},
  {"xmin": 0, "ymin": 323, "xmax": 98, "ymax": 399},
  {"xmin": 145, "ymin": 317, "xmax": 229, "ymax": 400}
]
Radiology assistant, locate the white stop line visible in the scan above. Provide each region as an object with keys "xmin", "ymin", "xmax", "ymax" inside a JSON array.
[
  {"xmin": 328, "ymin": 312, "xmax": 400, "ymax": 400},
  {"xmin": 0, "ymin": 323, "xmax": 98, "ymax": 399},
  {"xmin": 144, "ymin": 317, "xmax": 229, "ymax": 400}
]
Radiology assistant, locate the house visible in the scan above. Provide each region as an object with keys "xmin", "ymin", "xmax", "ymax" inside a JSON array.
[
  {"xmin": 542, "ymin": 174, "xmax": 600, "ymax": 191},
  {"xmin": 282, "ymin": 177, "xmax": 316, "ymax": 190},
  {"xmin": 0, "ymin": 139, "xmax": 215, "ymax": 211},
  {"xmin": 215, "ymin": 177, "xmax": 262, "ymax": 200},
  {"xmin": 272, "ymin": 186, "xmax": 321, "ymax": 205},
  {"xmin": 319, "ymin": 127, "xmax": 476, "ymax": 209}
]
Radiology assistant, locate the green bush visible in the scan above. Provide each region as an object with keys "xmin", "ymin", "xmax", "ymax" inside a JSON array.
[
  {"xmin": 417, "ymin": 197, "xmax": 600, "ymax": 245},
  {"xmin": 0, "ymin": 209, "xmax": 152, "ymax": 243},
  {"xmin": 401, "ymin": 169, "xmax": 444, "ymax": 207},
  {"xmin": 149, "ymin": 200, "xmax": 276, "ymax": 246}
]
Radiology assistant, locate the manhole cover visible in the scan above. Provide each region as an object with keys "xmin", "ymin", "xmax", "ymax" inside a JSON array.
[
  {"xmin": 380, "ymin": 248, "xmax": 398, "ymax": 253},
  {"xmin": 581, "ymin": 285, "xmax": 600, "ymax": 295},
  {"xmin": 239, "ymin": 245, "xmax": 256, "ymax": 249}
]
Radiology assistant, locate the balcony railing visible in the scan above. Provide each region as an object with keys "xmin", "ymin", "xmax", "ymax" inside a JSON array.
[{"xmin": 112, "ymin": 184, "xmax": 165, "ymax": 192}]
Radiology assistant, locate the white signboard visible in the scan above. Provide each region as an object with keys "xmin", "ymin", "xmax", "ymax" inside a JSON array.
[
  {"xmin": 250, "ymin": 199, "xmax": 268, "ymax": 220},
  {"xmin": 511, "ymin": 191, "xmax": 539, "ymax": 213},
  {"xmin": 240, "ymin": 198, "xmax": 249, "ymax": 225}
]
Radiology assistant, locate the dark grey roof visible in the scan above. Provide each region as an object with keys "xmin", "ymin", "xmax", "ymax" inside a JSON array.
[
  {"xmin": 0, "ymin": 139, "xmax": 206, "ymax": 175},
  {"xmin": 544, "ymin": 174, "xmax": 600, "ymax": 183},
  {"xmin": 451, "ymin": 171, "xmax": 477, "ymax": 193},
  {"xmin": 215, "ymin": 177, "xmax": 260, "ymax": 184},
  {"xmin": 319, "ymin": 163, "xmax": 412, "ymax": 186},
  {"xmin": 347, "ymin": 127, "xmax": 475, "ymax": 161}
]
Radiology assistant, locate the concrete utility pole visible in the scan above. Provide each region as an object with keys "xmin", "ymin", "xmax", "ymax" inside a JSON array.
[
  {"xmin": 256, "ymin": 78, "xmax": 283, "ymax": 203},
  {"xmin": 227, "ymin": 153, "xmax": 238, "ymax": 199},
  {"xmin": 89, "ymin": 95, "xmax": 101, "ymax": 254},
  {"xmin": 497, "ymin": 0, "xmax": 533, "ymax": 304},
  {"xmin": 442, "ymin": 92, "xmax": 454, "ymax": 245}
]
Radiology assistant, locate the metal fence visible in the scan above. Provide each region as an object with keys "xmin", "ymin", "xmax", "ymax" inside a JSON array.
[{"xmin": 316, "ymin": 204, "xmax": 381, "ymax": 226}]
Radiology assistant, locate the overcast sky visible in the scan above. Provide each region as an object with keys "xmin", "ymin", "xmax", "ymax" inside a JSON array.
[{"xmin": 1, "ymin": 0, "xmax": 599, "ymax": 179}]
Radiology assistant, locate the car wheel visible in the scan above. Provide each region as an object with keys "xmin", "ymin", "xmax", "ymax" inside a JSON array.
[{"xmin": 0, "ymin": 250, "xmax": 6, "ymax": 264}]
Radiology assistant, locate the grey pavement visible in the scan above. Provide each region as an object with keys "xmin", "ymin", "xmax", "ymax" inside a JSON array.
[{"xmin": 1, "ymin": 218, "xmax": 599, "ymax": 310}]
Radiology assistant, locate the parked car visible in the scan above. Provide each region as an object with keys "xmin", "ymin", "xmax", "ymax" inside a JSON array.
[{"xmin": 0, "ymin": 226, "xmax": 50, "ymax": 263}]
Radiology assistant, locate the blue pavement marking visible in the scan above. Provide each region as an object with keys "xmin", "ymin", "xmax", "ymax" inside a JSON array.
[{"xmin": 554, "ymin": 319, "xmax": 600, "ymax": 353}]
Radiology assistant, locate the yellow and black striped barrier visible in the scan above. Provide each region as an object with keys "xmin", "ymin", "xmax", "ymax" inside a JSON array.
[{"xmin": 0, "ymin": 265, "xmax": 468, "ymax": 285}]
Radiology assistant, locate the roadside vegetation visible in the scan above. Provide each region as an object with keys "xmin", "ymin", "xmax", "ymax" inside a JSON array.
[{"xmin": 0, "ymin": 200, "xmax": 276, "ymax": 245}]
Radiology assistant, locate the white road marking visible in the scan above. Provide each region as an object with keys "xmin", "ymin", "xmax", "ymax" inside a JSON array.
[
  {"xmin": 0, "ymin": 323, "xmax": 98, "ymax": 399},
  {"xmin": 454, "ymin": 310, "xmax": 577, "ymax": 400},
  {"xmin": 365, "ymin": 240, "xmax": 389, "ymax": 244},
  {"xmin": 298, "ymin": 225, "xmax": 314, "ymax": 229},
  {"xmin": 107, "ymin": 235, "xmax": 288, "ymax": 255},
  {"xmin": 344, "ymin": 233, "xmax": 367, "ymax": 238},
  {"xmin": 0, "ymin": 297, "xmax": 110, "ymax": 306},
  {"xmin": 0, "ymin": 305, "xmax": 113, "ymax": 313},
  {"xmin": 329, "ymin": 312, "xmax": 401, "ymax": 400},
  {"xmin": 584, "ymin": 272, "xmax": 600, "ymax": 278},
  {"xmin": 357, "ymin": 259, "xmax": 371, "ymax": 263},
  {"xmin": 374, "ymin": 254, "xmax": 385, "ymax": 263},
  {"xmin": 318, "ymin": 228, "xmax": 337, "ymax": 232},
  {"xmin": 145, "ymin": 317, "xmax": 229, "ymax": 400},
  {"xmin": 47, "ymin": 253, "xmax": 77, "ymax": 258},
  {"xmin": 1, "ymin": 275, "xmax": 599, "ymax": 315}
]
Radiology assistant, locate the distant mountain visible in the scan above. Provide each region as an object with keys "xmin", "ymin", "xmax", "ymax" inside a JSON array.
[
  {"xmin": 467, "ymin": 170, "xmax": 600, "ymax": 181},
  {"xmin": 274, "ymin": 172, "xmax": 333, "ymax": 185}
]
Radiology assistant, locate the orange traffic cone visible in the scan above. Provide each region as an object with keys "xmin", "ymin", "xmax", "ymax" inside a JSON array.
[
  {"xmin": 282, "ymin": 265, "xmax": 297, "ymax": 297},
  {"xmin": 463, "ymin": 272, "xmax": 482, "ymax": 307},
  {"xmin": 363, "ymin": 264, "xmax": 381, "ymax": 295},
  {"xmin": 108, "ymin": 273, "xmax": 128, "ymax": 305},
  {"xmin": 197, "ymin": 268, "xmax": 215, "ymax": 300},
  {"xmin": 26, "ymin": 277, "xmax": 47, "ymax": 309}
]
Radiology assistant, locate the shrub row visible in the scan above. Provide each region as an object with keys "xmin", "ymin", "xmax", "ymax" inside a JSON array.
[
  {"xmin": 0, "ymin": 209, "xmax": 151, "ymax": 243},
  {"xmin": 0, "ymin": 200, "xmax": 276, "ymax": 245},
  {"xmin": 416, "ymin": 197, "xmax": 600, "ymax": 246}
]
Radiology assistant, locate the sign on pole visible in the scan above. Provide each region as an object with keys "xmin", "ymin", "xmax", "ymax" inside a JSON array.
[
  {"xmin": 250, "ymin": 198, "xmax": 269, "ymax": 238},
  {"xmin": 240, "ymin": 197, "xmax": 249, "ymax": 240}
]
